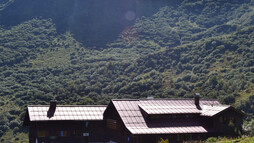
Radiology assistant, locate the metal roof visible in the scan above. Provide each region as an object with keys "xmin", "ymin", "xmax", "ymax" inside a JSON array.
[
  {"xmin": 128, "ymin": 126, "xmax": 208, "ymax": 134},
  {"xmin": 200, "ymin": 105, "xmax": 230, "ymax": 117},
  {"xmin": 25, "ymin": 98, "xmax": 238, "ymax": 135},
  {"xmin": 112, "ymin": 99, "xmax": 224, "ymax": 134},
  {"xmin": 139, "ymin": 103, "xmax": 201, "ymax": 114},
  {"xmin": 27, "ymin": 105, "xmax": 107, "ymax": 121},
  {"xmin": 138, "ymin": 99, "xmax": 226, "ymax": 115}
]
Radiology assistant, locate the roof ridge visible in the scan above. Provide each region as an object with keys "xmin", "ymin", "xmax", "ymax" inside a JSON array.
[
  {"xmin": 27, "ymin": 105, "xmax": 107, "ymax": 107},
  {"xmin": 112, "ymin": 99, "xmax": 140, "ymax": 101},
  {"xmin": 111, "ymin": 98, "xmax": 219, "ymax": 101},
  {"xmin": 203, "ymin": 105, "xmax": 230, "ymax": 107}
]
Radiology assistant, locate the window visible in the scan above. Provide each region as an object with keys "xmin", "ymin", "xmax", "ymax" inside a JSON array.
[
  {"xmin": 229, "ymin": 117, "xmax": 235, "ymax": 127},
  {"xmin": 37, "ymin": 130, "xmax": 48, "ymax": 137},
  {"xmin": 150, "ymin": 115, "xmax": 161, "ymax": 119},
  {"xmin": 85, "ymin": 121, "xmax": 89, "ymax": 127},
  {"xmin": 219, "ymin": 116, "xmax": 227, "ymax": 124},
  {"xmin": 107, "ymin": 119, "xmax": 118, "ymax": 130},
  {"xmin": 220, "ymin": 116, "xmax": 227, "ymax": 124},
  {"xmin": 230, "ymin": 117, "xmax": 235, "ymax": 123},
  {"xmin": 57, "ymin": 130, "xmax": 70, "ymax": 137}
]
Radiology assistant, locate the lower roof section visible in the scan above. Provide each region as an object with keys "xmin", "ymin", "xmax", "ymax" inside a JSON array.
[{"xmin": 127, "ymin": 126, "xmax": 209, "ymax": 135}]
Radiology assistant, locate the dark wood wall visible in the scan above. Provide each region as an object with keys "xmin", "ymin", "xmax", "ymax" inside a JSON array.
[
  {"xmin": 104, "ymin": 102, "xmax": 136, "ymax": 143},
  {"xmin": 213, "ymin": 108, "xmax": 243, "ymax": 136},
  {"xmin": 28, "ymin": 120, "xmax": 106, "ymax": 143}
]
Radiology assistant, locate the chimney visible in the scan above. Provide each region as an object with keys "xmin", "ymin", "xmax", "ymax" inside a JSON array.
[
  {"xmin": 47, "ymin": 100, "xmax": 57, "ymax": 118},
  {"xmin": 194, "ymin": 93, "xmax": 200, "ymax": 106},
  {"xmin": 49, "ymin": 100, "xmax": 57, "ymax": 110}
]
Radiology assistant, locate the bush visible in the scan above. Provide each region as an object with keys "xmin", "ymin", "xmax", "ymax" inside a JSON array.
[
  {"xmin": 205, "ymin": 137, "xmax": 218, "ymax": 143},
  {"xmin": 9, "ymin": 120, "xmax": 20, "ymax": 129},
  {"xmin": 182, "ymin": 74, "xmax": 192, "ymax": 82},
  {"xmin": 158, "ymin": 138, "xmax": 169, "ymax": 143},
  {"xmin": 244, "ymin": 119, "xmax": 254, "ymax": 136}
]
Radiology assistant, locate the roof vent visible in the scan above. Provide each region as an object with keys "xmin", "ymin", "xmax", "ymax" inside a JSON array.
[{"xmin": 195, "ymin": 93, "xmax": 200, "ymax": 106}]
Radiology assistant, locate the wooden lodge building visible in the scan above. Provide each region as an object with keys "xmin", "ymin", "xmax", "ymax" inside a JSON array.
[{"xmin": 23, "ymin": 95, "xmax": 245, "ymax": 143}]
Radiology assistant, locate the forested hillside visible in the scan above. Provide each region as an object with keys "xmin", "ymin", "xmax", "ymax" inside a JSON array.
[
  {"xmin": 0, "ymin": 0, "xmax": 254, "ymax": 142},
  {"xmin": 0, "ymin": 0, "xmax": 181, "ymax": 47}
]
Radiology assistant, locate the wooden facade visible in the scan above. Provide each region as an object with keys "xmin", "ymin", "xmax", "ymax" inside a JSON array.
[
  {"xmin": 27, "ymin": 121, "xmax": 105, "ymax": 143},
  {"xmin": 24, "ymin": 98, "xmax": 245, "ymax": 143},
  {"xmin": 23, "ymin": 104, "xmax": 107, "ymax": 143},
  {"xmin": 103, "ymin": 102, "xmax": 134, "ymax": 143},
  {"xmin": 102, "ymin": 102, "xmax": 244, "ymax": 143},
  {"xmin": 210, "ymin": 107, "xmax": 244, "ymax": 136}
]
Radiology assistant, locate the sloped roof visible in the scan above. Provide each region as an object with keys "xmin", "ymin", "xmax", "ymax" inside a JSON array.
[
  {"xmin": 200, "ymin": 105, "xmax": 230, "ymax": 117},
  {"xmin": 138, "ymin": 102, "xmax": 201, "ymax": 115},
  {"xmin": 27, "ymin": 105, "xmax": 106, "ymax": 121},
  {"xmin": 111, "ymin": 99, "xmax": 225, "ymax": 134}
]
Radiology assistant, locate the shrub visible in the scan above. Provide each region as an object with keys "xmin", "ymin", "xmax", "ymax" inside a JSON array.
[
  {"xmin": 205, "ymin": 137, "xmax": 218, "ymax": 143},
  {"xmin": 158, "ymin": 138, "xmax": 169, "ymax": 143},
  {"xmin": 244, "ymin": 119, "xmax": 254, "ymax": 136}
]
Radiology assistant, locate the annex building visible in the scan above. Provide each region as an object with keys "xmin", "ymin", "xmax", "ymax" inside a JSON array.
[{"xmin": 23, "ymin": 95, "xmax": 245, "ymax": 143}]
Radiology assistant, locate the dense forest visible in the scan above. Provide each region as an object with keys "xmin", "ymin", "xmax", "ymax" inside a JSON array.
[{"xmin": 0, "ymin": 0, "xmax": 254, "ymax": 142}]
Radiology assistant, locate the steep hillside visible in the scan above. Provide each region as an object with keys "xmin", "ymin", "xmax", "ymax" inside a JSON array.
[
  {"xmin": 0, "ymin": 0, "xmax": 181, "ymax": 47},
  {"xmin": 110, "ymin": 0, "xmax": 254, "ymax": 48},
  {"xmin": 0, "ymin": 0, "xmax": 254, "ymax": 142}
]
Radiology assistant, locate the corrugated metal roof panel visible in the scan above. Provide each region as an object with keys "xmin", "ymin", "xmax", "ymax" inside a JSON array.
[
  {"xmin": 127, "ymin": 126, "xmax": 208, "ymax": 134},
  {"xmin": 112, "ymin": 99, "xmax": 224, "ymax": 135},
  {"xmin": 139, "ymin": 104, "xmax": 201, "ymax": 115},
  {"xmin": 201, "ymin": 105, "xmax": 230, "ymax": 117},
  {"xmin": 28, "ymin": 105, "xmax": 106, "ymax": 121}
]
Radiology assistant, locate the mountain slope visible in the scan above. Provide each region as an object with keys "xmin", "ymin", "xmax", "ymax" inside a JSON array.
[
  {"xmin": 0, "ymin": 0, "xmax": 181, "ymax": 47},
  {"xmin": 0, "ymin": 0, "xmax": 254, "ymax": 142}
]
